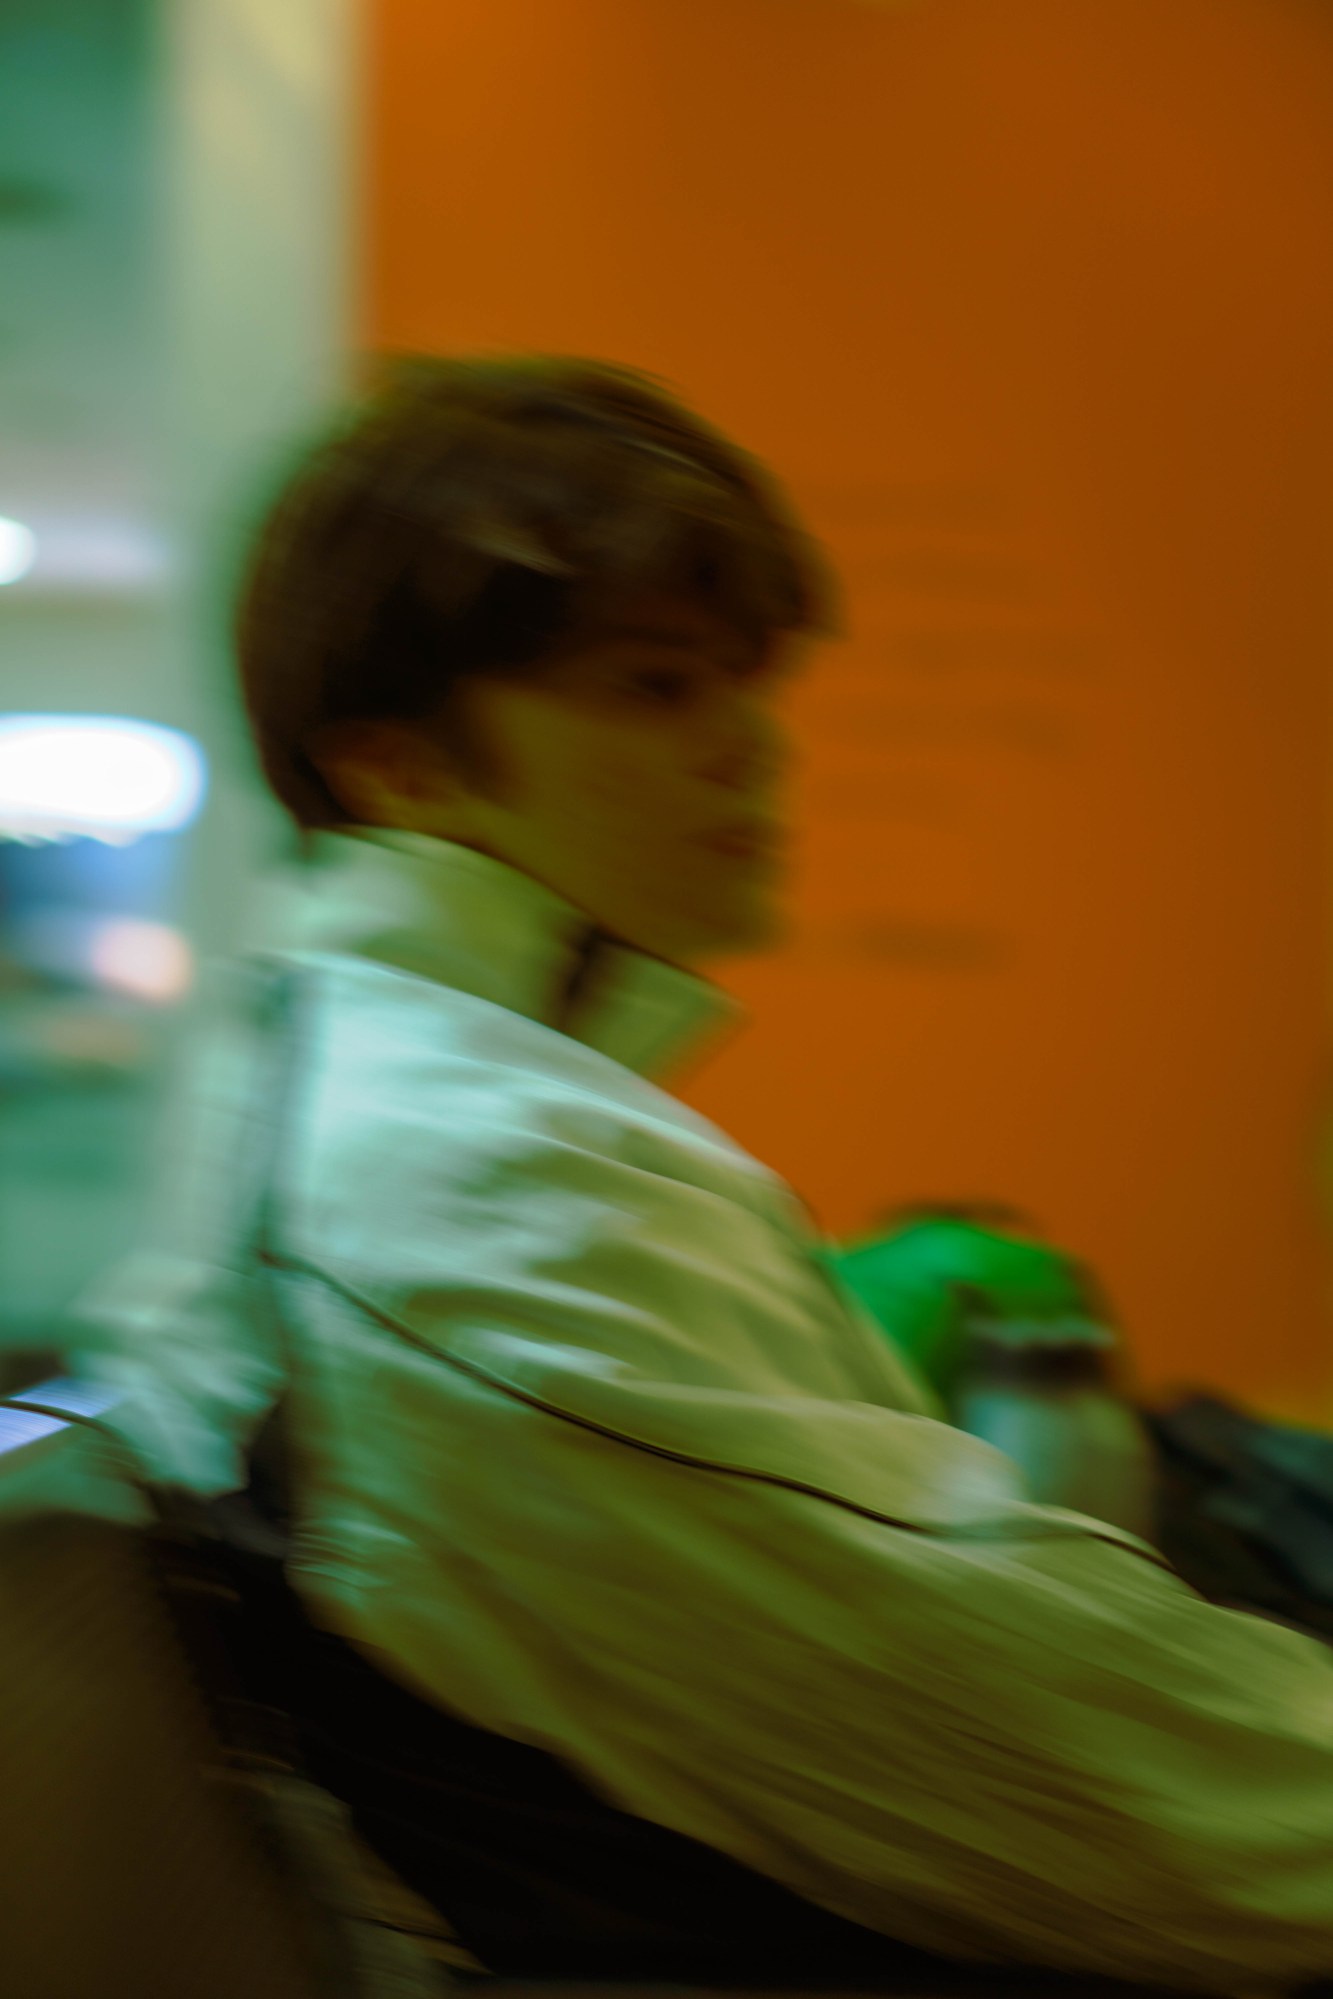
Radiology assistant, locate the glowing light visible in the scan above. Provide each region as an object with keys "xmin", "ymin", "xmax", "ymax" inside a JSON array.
[
  {"xmin": 0, "ymin": 517, "xmax": 37, "ymax": 586},
  {"xmin": 0, "ymin": 716, "xmax": 207, "ymax": 843},
  {"xmin": 88, "ymin": 918, "xmax": 194, "ymax": 1003}
]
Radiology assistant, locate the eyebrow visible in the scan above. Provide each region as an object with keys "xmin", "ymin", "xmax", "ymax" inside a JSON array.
[
  {"xmin": 599, "ymin": 625, "xmax": 701, "ymax": 648},
  {"xmin": 597, "ymin": 623, "xmax": 798, "ymax": 674}
]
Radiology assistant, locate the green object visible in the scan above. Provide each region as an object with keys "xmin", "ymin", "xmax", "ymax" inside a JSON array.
[{"xmin": 821, "ymin": 1213, "xmax": 1105, "ymax": 1404}]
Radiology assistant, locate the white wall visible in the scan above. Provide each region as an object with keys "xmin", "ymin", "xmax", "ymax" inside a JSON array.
[{"xmin": 1, "ymin": 0, "xmax": 358, "ymax": 953}]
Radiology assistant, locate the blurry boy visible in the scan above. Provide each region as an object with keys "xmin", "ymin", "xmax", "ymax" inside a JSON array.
[{"xmin": 73, "ymin": 356, "xmax": 1333, "ymax": 1990}]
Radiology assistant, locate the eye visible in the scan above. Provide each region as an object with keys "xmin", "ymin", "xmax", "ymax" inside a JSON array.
[{"xmin": 624, "ymin": 666, "xmax": 698, "ymax": 705}]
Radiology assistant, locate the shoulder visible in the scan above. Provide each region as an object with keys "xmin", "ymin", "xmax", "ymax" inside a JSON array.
[
  {"xmin": 258, "ymin": 956, "xmax": 883, "ymax": 1409},
  {"xmin": 277, "ymin": 954, "xmax": 792, "ymax": 1252}
]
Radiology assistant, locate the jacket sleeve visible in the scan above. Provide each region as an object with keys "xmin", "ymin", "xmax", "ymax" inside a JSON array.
[{"xmin": 284, "ymin": 1076, "xmax": 1333, "ymax": 1993}]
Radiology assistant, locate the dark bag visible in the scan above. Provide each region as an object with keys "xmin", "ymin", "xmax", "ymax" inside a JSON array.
[{"xmin": 1143, "ymin": 1393, "xmax": 1333, "ymax": 1645}]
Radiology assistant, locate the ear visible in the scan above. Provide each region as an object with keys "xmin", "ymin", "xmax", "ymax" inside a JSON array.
[{"xmin": 308, "ymin": 718, "xmax": 464, "ymax": 829}]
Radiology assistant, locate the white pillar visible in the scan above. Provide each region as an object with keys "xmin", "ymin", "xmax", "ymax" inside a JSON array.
[{"xmin": 152, "ymin": 0, "xmax": 359, "ymax": 957}]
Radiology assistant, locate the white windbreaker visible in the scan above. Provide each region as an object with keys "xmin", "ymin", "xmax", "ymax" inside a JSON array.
[{"xmin": 72, "ymin": 828, "xmax": 1333, "ymax": 1993}]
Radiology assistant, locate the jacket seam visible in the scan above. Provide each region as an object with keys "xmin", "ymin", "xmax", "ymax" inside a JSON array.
[{"xmin": 258, "ymin": 1247, "xmax": 1177, "ymax": 1576}]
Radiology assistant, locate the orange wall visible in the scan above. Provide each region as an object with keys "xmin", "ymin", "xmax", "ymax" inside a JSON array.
[{"xmin": 364, "ymin": 0, "xmax": 1333, "ymax": 1419}]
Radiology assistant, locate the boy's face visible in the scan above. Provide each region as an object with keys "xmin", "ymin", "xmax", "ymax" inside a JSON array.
[{"xmin": 320, "ymin": 592, "xmax": 806, "ymax": 968}]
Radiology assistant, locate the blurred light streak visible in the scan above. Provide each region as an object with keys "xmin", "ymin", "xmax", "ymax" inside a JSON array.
[
  {"xmin": 0, "ymin": 717, "xmax": 207, "ymax": 843},
  {"xmin": 87, "ymin": 917, "xmax": 194, "ymax": 1003}
]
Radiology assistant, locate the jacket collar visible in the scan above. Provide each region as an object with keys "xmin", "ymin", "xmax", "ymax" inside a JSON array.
[{"xmin": 260, "ymin": 827, "xmax": 746, "ymax": 1085}]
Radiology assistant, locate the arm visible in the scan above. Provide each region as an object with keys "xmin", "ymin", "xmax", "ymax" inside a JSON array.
[
  {"xmin": 286, "ymin": 1075, "xmax": 1333, "ymax": 1994},
  {"xmin": 328, "ymin": 1308, "xmax": 1333, "ymax": 1992}
]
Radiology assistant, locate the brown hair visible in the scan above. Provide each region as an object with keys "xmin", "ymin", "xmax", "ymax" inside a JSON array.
[{"xmin": 233, "ymin": 352, "xmax": 843, "ymax": 829}]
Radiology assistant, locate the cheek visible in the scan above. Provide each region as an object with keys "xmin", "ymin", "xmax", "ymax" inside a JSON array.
[
  {"xmin": 558, "ymin": 734, "xmax": 679, "ymax": 827},
  {"xmin": 497, "ymin": 696, "xmax": 693, "ymax": 851}
]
